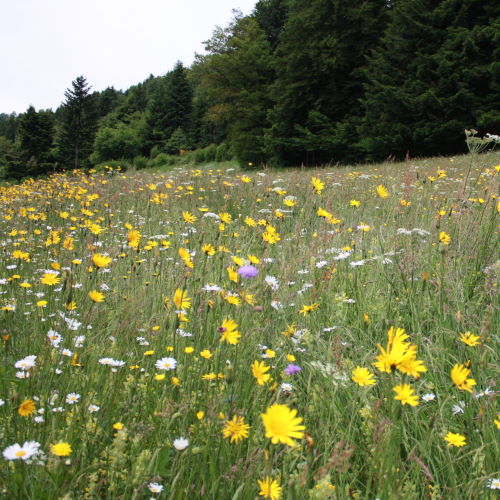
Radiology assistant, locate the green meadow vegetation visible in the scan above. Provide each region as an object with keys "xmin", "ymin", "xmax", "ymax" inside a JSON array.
[{"xmin": 0, "ymin": 147, "xmax": 499, "ymax": 498}]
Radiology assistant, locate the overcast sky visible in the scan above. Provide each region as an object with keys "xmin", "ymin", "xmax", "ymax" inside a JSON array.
[{"xmin": 0, "ymin": 0, "xmax": 257, "ymax": 114}]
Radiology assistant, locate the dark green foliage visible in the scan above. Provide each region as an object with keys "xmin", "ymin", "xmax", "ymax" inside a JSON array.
[
  {"xmin": 0, "ymin": 113, "xmax": 19, "ymax": 142},
  {"xmin": 15, "ymin": 106, "xmax": 55, "ymax": 177},
  {"xmin": 193, "ymin": 14, "xmax": 275, "ymax": 166},
  {"xmin": 91, "ymin": 114, "xmax": 146, "ymax": 164},
  {"xmin": 253, "ymin": 0, "xmax": 289, "ymax": 49},
  {"xmin": 0, "ymin": 136, "xmax": 21, "ymax": 180},
  {"xmin": 359, "ymin": 0, "xmax": 500, "ymax": 160},
  {"xmin": 146, "ymin": 62, "xmax": 193, "ymax": 149},
  {"xmin": 267, "ymin": 0, "xmax": 390, "ymax": 166},
  {"xmin": 165, "ymin": 127, "xmax": 189, "ymax": 155},
  {"xmin": 56, "ymin": 76, "xmax": 99, "ymax": 170},
  {"xmin": 96, "ymin": 87, "xmax": 124, "ymax": 119}
]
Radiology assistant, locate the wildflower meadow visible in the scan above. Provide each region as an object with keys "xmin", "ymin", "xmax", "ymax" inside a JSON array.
[{"xmin": 0, "ymin": 150, "xmax": 499, "ymax": 499}]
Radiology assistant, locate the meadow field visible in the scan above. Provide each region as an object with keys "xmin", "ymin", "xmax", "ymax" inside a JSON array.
[{"xmin": 0, "ymin": 151, "xmax": 499, "ymax": 499}]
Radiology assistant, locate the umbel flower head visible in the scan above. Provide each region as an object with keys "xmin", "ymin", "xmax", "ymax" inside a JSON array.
[{"xmin": 261, "ymin": 404, "xmax": 305, "ymax": 447}]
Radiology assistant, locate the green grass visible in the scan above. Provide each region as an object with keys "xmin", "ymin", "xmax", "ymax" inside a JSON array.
[{"xmin": 0, "ymin": 152, "xmax": 499, "ymax": 499}]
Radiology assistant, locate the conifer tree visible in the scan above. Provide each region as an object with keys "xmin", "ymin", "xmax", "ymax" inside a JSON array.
[
  {"xmin": 17, "ymin": 106, "xmax": 54, "ymax": 177},
  {"xmin": 146, "ymin": 62, "xmax": 193, "ymax": 150},
  {"xmin": 267, "ymin": 0, "xmax": 390, "ymax": 166},
  {"xmin": 359, "ymin": 0, "xmax": 499, "ymax": 160},
  {"xmin": 56, "ymin": 76, "xmax": 98, "ymax": 169}
]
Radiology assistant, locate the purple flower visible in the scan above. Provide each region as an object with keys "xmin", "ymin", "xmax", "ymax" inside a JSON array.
[
  {"xmin": 284, "ymin": 364, "xmax": 301, "ymax": 376},
  {"xmin": 237, "ymin": 265, "xmax": 259, "ymax": 279}
]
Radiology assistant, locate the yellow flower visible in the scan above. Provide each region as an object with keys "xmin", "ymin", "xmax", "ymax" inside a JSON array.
[
  {"xmin": 219, "ymin": 212, "xmax": 232, "ymax": 223},
  {"xmin": 458, "ymin": 332, "xmax": 480, "ymax": 346},
  {"xmin": 350, "ymin": 200, "xmax": 360, "ymax": 207},
  {"xmin": 154, "ymin": 374, "xmax": 165, "ymax": 381},
  {"xmin": 227, "ymin": 266, "xmax": 238, "ymax": 283},
  {"xmin": 40, "ymin": 273, "xmax": 60, "ymax": 286},
  {"xmin": 219, "ymin": 319, "xmax": 240, "ymax": 345},
  {"xmin": 18, "ymin": 399, "xmax": 36, "ymax": 417},
  {"xmin": 222, "ymin": 415, "xmax": 250, "ymax": 443},
  {"xmin": 444, "ymin": 432, "xmax": 466, "ymax": 447},
  {"xmin": 50, "ymin": 442, "xmax": 72, "ymax": 456},
  {"xmin": 88, "ymin": 290, "xmax": 105, "ymax": 302},
  {"xmin": 183, "ymin": 211, "xmax": 197, "ymax": 224},
  {"xmin": 173, "ymin": 289, "xmax": 191, "ymax": 310},
  {"xmin": 92, "ymin": 253, "xmax": 112, "ymax": 268},
  {"xmin": 352, "ymin": 367, "xmax": 376, "ymax": 387},
  {"xmin": 373, "ymin": 327, "xmax": 426, "ymax": 378},
  {"xmin": 258, "ymin": 476, "xmax": 282, "ymax": 500},
  {"xmin": 311, "ymin": 177, "xmax": 325, "ymax": 194},
  {"xmin": 128, "ymin": 230, "xmax": 142, "ymax": 249},
  {"xmin": 393, "ymin": 384, "xmax": 419, "ymax": 406},
  {"xmin": 376, "ymin": 185, "xmax": 389, "ymax": 198},
  {"xmin": 298, "ymin": 303, "xmax": 319, "ymax": 315},
  {"xmin": 200, "ymin": 349, "xmax": 212, "ymax": 359},
  {"xmin": 261, "ymin": 404, "xmax": 305, "ymax": 447},
  {"xmin": 252, "ymin": 360, "xmax": 271, "ymax": 385},
  {"xmin": 439, "ymin": 231, "xmax": 451, "ymax": 245},
  {"xmin": 202, "ymin": 243, "xmax": 216, "ymax": 256},
  {"xmin": 113, "ymin": 422, "xmax": 124, "ymax": 430},
  {"xmin": 37, "ymin": 300, "xmax": 48, "ymax": 307},
  {"xmin": 494, "ymin": 414, "xmax": 500, "ymax": 430},
  {"xmin": 451, "ymin": 363, "xmax": 476, "ymax": 392}
]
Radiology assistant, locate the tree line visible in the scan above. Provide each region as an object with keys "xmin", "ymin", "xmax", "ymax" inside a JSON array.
[{"xmin": 1, "ymin": 0, "xmax": 498, "ymax": 178}]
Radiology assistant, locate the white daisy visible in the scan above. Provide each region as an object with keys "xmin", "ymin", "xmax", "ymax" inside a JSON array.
[
  {"xmin": 3, "ymin": 441, "xmax": 41, "ymax": 461},
  {"xmin": 155, "ymin": 357, "xmax": 177, "ymax": 371}
]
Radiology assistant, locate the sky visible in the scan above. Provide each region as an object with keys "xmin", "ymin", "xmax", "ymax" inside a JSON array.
[{"xmin": 0, "ymin": 0, "xmax": 258, "ymax": 114}]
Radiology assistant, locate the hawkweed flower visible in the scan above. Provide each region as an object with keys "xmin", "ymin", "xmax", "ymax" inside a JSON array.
[
  {"xmin": 50, "ymin": 442, "xmax": 72, "ymax": 456},
  {"xmin": 92, "ymin": 253, "xmax": 112, "ymax": 268},
  {"xmin": 219, "ymin": 319, "xmax": 240, "ymax": 345},
  {"xmin": 258, "ymin": 476, "xmax": 282, "ymax": 499},
  {"xmin": 458, "ymin": 332, "xmax": 480, "ymax": 346},
  {"xmin": 261, "ymin": 404, "xmax": 305, "ymax": 446},
  {"xmin": 352, "ymin": 367, "xmax": 376, "ymax": 387},
  {"xmin": 222, "ymin": 415, "xmax": 250, "ymax": 443},
  {"xmin": 439, "ymin": 231, "xmax": 451, "ymax": 245},
  {"xmin": 18, "ymin": 399, "xmax": 36, "ymax": 417},
  {"xmin": 393, "ymin": 384, "xmax": 419, "ymax": 406},
  {"xmin": 444, "ymin": 432, "xmax": 466, "ymax": 447},
  {"xmin": 376, "ymin": 185, "xmax": 389, "ymax": 198},
  {"xmin": 88, "ymin": 290, "xmax": 105, "ymax": 302},
  {"xmin": 252, "ymin": 361, "xmax": 271, "ymax": 385},
  {"xmin": 451, "ymin": 363, "xmax": 476, "ymax": 392}
]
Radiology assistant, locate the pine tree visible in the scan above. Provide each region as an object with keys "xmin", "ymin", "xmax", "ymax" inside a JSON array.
[
  {"xmin": 146, "ymin": 62, "xmax": 193, "ymax": 150},
  {"xmin": 359, "ymin": 0, "xmax": 499, "ymax": 160},
  {"xmin": 56, "ymin": 76, "xmax": 98, "ymax": 169},
  {"xmin": 17, "ymin": 106, "xmax": 55, "ymax": 177},
  {"xmin": 254, "ymin": 0, "xmax": 289, "ymax": 49},
  {"xmin": 267, "ymin": 0, "xmax": 390, "ymax": 166}
]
